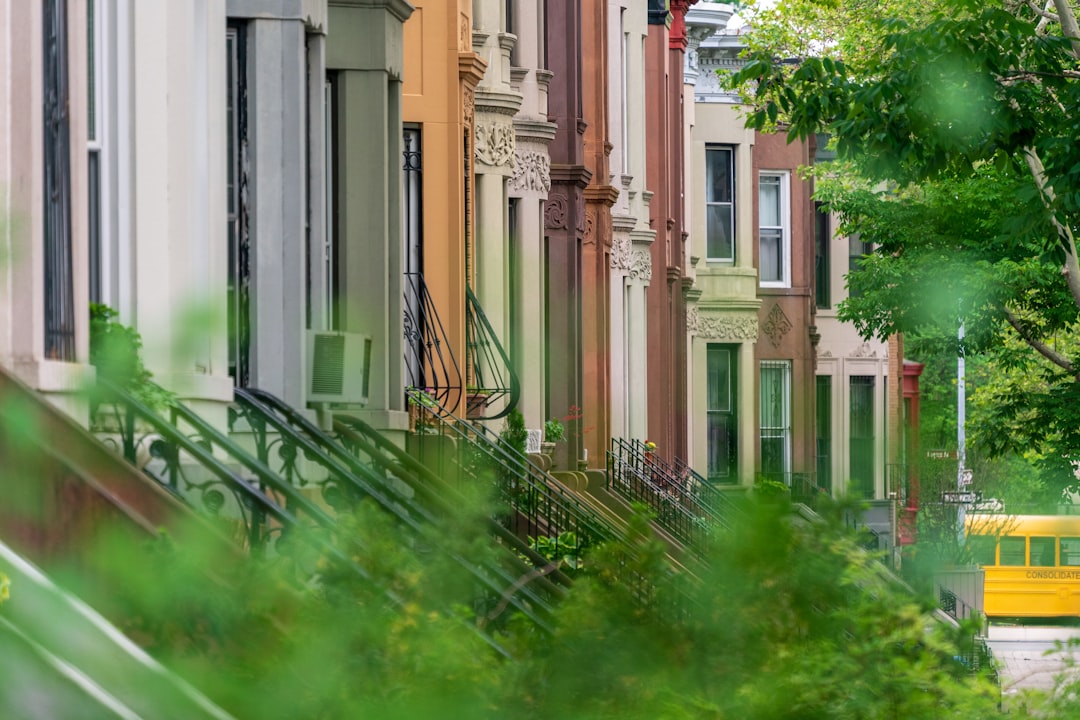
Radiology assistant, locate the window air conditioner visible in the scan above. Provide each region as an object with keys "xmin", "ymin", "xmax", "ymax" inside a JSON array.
[{"xmin": 305, "ymin": 330, "xmax": 372, "ymax": 406}]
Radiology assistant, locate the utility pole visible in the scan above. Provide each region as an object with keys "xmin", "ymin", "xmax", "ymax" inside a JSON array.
[{"xmin": 957, "ymin": 320, "xmax": 966, "ymax": 544}]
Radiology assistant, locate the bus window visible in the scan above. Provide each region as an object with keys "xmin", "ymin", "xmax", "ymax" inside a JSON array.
[
  {"xmin": 999, "ymin": 536, "xmax": 1026, "ymax": 566},
  {"xmin": 969, "ymin": 535, "xmax": 997, "ymax": 566},
  {"xmin": 1030, "ymin": 536, "xmax": 1056, "ymax": 567},
  {"xmin": 1062, "ymin": 537, "xmax": 1080, "ymax": 566}
]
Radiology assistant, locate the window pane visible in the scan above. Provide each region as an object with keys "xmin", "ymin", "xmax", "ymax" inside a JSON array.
[
  {"xmin": 816, "ymin": 375, "xmax": 831, "ymax": 493},
  {"xmin": 706, "ymin": 147, "xmax": 732, "ymax": 203},
  {"xmin": 1030, "ymin": 537, "xmax": 1056, "ymax": 567},
  {"xmin": 999, "ymin": 537, "xmax": 1026, "ymax": 566},
  {"xmin": 1062, "ymin": 537, "xmax": 1080, "ymax": 566},
  {"xmin": 760, "ymin": 361, "xmax": 790, "ymax": 477},
  {"xmin": 759, "ymin": 175, "xmax": 781, "ymax": 227},
  {"xmin": 706, "ymin": 203, "xmax": 733, "ymax": 260},
  {"xmin": 969, "ymin": 535, "xmax": 997, "ymax": 566},
  {"xmin": 708, "ymin": 413, "xmax": 735, "ymax": 480},
  {"xmin": 759, "ymin": 231, "xmax": 782, "ymax": 282},
  {"xmin": 707, "ymin": 346, "xmax": 730, "ymax": 412},
  {"xmin": 849, "ymin": 376, "xmax": 875, "ymax": 497}
]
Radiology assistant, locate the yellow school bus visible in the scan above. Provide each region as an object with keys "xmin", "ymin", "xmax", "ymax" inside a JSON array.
[{"xmin": 966, "ymin": 514, "xmax": 1080, "ymax": 618}]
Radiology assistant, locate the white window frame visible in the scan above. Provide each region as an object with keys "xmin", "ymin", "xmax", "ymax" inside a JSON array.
[
  {"xmin": 705, "ymin": 145, "xmax": 735, "ymax": 263},
  {"xmin": 758, "ymin": 170, "xmax": 791, "ymax": 288},
  {"xmin": 759, "ymin": 359, "xmax": 792, "ymax": 478}
]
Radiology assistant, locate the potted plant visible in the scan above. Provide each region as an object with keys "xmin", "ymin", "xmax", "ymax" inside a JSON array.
[
  {"xmin": 465, "ymin": 385, "xmax": 489, "ymax": 419},
  {"xmin": 542, "ymin": 418, "xmax": 564, "ymax": 456}
]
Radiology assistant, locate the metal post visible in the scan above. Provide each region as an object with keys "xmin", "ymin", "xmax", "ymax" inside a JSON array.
[{"xmin": 957, "ymin": 320, "xmax": 966, "ymax": 544}]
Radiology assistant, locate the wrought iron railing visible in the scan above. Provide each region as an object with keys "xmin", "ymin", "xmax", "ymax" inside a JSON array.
[
  {"xmin": 90, "ymin": 382, "xmax": 391, "ymax": 591},
  {"xmin": 403, "ymin": 271, "xmax": 463, "ymax": 413},
  {"xmin": 93, "ymin": 382, "xmax": 521, "ymax": 655},
  {"xmin": 759, "ymin": 471, "xmax": 826, "ymax": 506},
  {"xmin": 401, "ymin": 392, "xmax": 695, "ymax": 620},
  {"xmin": 233, "ymin": 387, "xmax": 566, "ymax": 631},
  {"xmin": 671, "ymin": 455, "xmax": 746, "ymax": 524},
  {"xmin": 607, "ymin": 442, "xmax": 708, "ymax": 551},
  {"xmin": 464, "ymin": 287, "xmax": 520, "ymax": 420}
]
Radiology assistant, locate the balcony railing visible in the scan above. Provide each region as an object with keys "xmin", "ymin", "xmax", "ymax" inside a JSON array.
[
  {"xmin": 464, "ymin": 287, "xmax": 519, "ymax": 420},
  {"xmin": 403, "ymin": 271, "xmax": 463, "ymax": 412}
]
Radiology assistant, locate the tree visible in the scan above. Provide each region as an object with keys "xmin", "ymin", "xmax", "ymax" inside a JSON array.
[{"xmin": 733, "ymin": 0, "xmax": 1080, "ymax": 495}]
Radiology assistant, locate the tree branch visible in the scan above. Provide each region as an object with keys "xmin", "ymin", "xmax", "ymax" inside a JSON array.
[
  {"xmin": 1022, "ymin": 148, "xmax": 1080, "ymax": 311},
  {"xmin": 1052, "ymin": 0, "xmax": 1080, "ymax": 57},
  {"xmin": 1026, "ymin": 0, "xmax": 1059, "ymax": 23},
  {"xmin": 1004, "ymin": 307, "xmax": 1076, "ymax": 374}
]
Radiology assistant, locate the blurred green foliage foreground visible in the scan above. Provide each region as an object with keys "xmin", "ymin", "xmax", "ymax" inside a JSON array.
[{"xmin": 0, "ymin": 481, "xmax": 1002, "ymax": 719}]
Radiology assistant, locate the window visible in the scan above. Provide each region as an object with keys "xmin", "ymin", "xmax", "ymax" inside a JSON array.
[
  {"xmin": 999, "ymin": 537, "xmax": 1026, "ymax": 567},
  {"xmin": 87, "ymin": 0, "xmax": 102, "ymax": 304},
  {"xmin": 847, "ymin": 233, "xmax": 873, "ymax": 298},
  {"xmin": 1062, "ymin": 537, "xmax": 1080, "ymax": 566},
  {"xmin": 816, "ymin": 375, "xmax": 831, "ymax": 493},
  {"xmin": 1030, "ymin": 537, "xmax": 1056, "ymax": 567},
  {"xmin": 760, "ymin": 360, "xmax": 791, "ymax": 479},
  {"xmin": 815, "ymin": 201, "xmax": 830, "ymax": 307},
  {"xmin": 849, "ymin": 376, "xmax": 875, "ymax": 497},
  {"xmin": 44, "ymin": 0, "xmax": 75, "ymax": 361},
  {"xmin": 759, "ymin": 171, "xmax": 790, "ymax": 287},
  {"xmin": 969, "ymin": 535, "xmax": 997, "ymax": 566},
  {"xmin": 705, "ymin": 146, "xmax": 734, "ymax": 262},
  {"xmin": 226, "ymin": 23, "xmax": 250, "ymax": 386},
  {"xmin": 707, "ymin": 345, "xmax": 738, "ymax": 483}
]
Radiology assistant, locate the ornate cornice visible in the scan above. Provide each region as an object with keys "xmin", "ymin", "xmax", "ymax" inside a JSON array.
[
  {"xmin": 550, "ymin": 163, "xmax": 592, "ymax": 189},
  {"xmin": 475, "ymin": 121, "xmax": 515, "ymax": 167},
  {"xmin": 611, "ymin": 235, "xmax": 632, "ymax": 271},
  {"xmin": 475, "ymin": 88, "xmax": 523, "ymax": 116},
  {"xmin": 688, "ymin": 308, "xmax": 759, "ymax": 340},
  {"xmin": 631, "ymin": 249, "xmax": 652, "ymax": 281},
  {"xmin": 510, "ymin": 149, "xmax": 551, "ymax": 193}
]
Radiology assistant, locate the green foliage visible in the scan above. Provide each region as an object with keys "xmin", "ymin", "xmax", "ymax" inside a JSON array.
[
  {"xmin": 735, "ymin": 0, "xmax": 1080, "ymax": 493},
  {"xmin": 542, "ymin": 417, "xmax": 564, "ymax": 443},
  {"xmin": 500, "ymin": 409, "xmax": 528, "ymax": 458},
  {"xmin": 89, "ymin": 303, "xmax": 175, "ymax": 410}
]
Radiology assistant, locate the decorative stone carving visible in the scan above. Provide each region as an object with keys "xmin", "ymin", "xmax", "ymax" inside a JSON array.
[
  {"xmin": 545, "ymin": 191, "xmax": 568, "ymax": 229},
  {"xmin": 576, "ymin": 194, "xmax": 586, "ymax": 233},
  {"xmin": 817, "ymin": 349, "xmax": 834, "ymax": 359},
  {"xmin": 460, "ymin": 13, "xmax": 470, "ymax": 51},
  {"xmin": 463, "ymin": 89, "xmax": 474, "ymax": 127},
  {"xmin": 851, "ymin": 342, "xmax": 879, "ymax": 359},
  {"xmin": 475, "ymin": 122, "xmax": 515, "ymax": 167},
  {"xmin": 610, "ymin": 235, "xmax": 632, "ymax": 271},
  {"xmin": 510, "ymin": 150, "xmax": 551, "ymax": 192},
  {"xmin": 630, "ymin": 249, "xmax": 652, "ymax": 281},
  {"xmin": 583, "ymin": 208, "xmax": 597, "ymax": 246},
  {"xmin": 691, "ymin": 309, "xmax": 759, "ymax": 340},
  {"xmin": 762, "ymin": 303, "xmax": 793, "ymax": 348}
]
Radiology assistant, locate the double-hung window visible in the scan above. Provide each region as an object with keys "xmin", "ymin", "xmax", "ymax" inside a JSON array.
[
  {"xmin": 707, "ymin": 344, "xmax": 738, "ymax": 482},
  {"xmin": 758, "ymin": 171, "xmax": 790, "ymax": 287},
  {"xmin": 849, "ymin": 375, "xmax": 875, "ymax": 497},
  {"xmin": 705, "ymin": 146, "xmax": 734, "ymax": 262},
  {"xmin": 760, "ymin": 360, "xmax": 792, "ymax": 480}
]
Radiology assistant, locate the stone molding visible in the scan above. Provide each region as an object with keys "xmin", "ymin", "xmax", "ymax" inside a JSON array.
[
  {"xmin": 475, "ymin": 120, "xmax": 515, "ymax": 167},
  {"xmin": 762, "ymin": 303, "xmax": 793, "ymax": 348},
  {"xmin": 688, "ymin": 308, "xmax": 759, "ymax": 340},
  {"xmin": 630, "ymin": 248, "xmax": 652, "ymax": 281},
  {"xmin": 510, "ymin": 149, "xmax": 551, "ymax": 192}
]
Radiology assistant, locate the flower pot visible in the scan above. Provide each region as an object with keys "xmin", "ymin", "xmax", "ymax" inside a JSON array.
[
  {"xmin": 466, "ymin": 392, "xmax": 489, "ymax": 419},
  {"xmin": 540, "ymin": 441, "xmax": 556, "ymax": 456}
]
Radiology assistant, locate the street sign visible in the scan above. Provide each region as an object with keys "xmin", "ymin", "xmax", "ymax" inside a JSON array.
[
  {"xmin": 927, "ymin": 449, "xmax": 958, "ymax": 460},
  {"xmin": 942, "ymin": 491, "xmax": 981, "ymax": 504},
  {"xmin": 960, "ymin": 469, "xmax": 973, "ymax": 487}
]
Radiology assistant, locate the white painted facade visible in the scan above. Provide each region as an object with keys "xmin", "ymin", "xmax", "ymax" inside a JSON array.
[{"xmin": 607, "ymin": 0, "xmax": 653, "ymax": 443}]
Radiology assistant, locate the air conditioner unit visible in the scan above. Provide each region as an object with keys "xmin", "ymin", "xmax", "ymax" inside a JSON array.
[{"xmin": 306, "ymin": 330, "xmax": 372, "ymax": 406}]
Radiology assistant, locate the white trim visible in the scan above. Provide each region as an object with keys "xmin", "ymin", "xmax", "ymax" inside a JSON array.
[
  {"xmin": 758, "ymin": 170, "xmax": 791, "ymax": 288},
  {"xmin": 704, "ymin": 144, "xmax": 735, "ymax": 263}
]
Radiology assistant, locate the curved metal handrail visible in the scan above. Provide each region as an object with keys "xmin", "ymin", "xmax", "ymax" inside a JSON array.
[
  {"xmin": 236, "ymin": 388, "xmax": 565, "ymax": 629},
  {"xmin": 403, "ymin": 271, "xmax": 463, "ymax": 413},
  {"xmin": 464, "ymin": 286, "xmax": 520, "ymax": 420}
]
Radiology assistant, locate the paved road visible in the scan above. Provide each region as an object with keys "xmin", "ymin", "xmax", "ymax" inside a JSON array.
[{"xmin": 986, "ymin": 624, "xmax": 1080, "ymax": 699}]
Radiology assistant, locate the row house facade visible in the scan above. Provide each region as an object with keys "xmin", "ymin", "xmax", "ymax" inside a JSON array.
[{"xmin": 2, "ymin": 0, "xmax": 916, "ymax": 552}]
